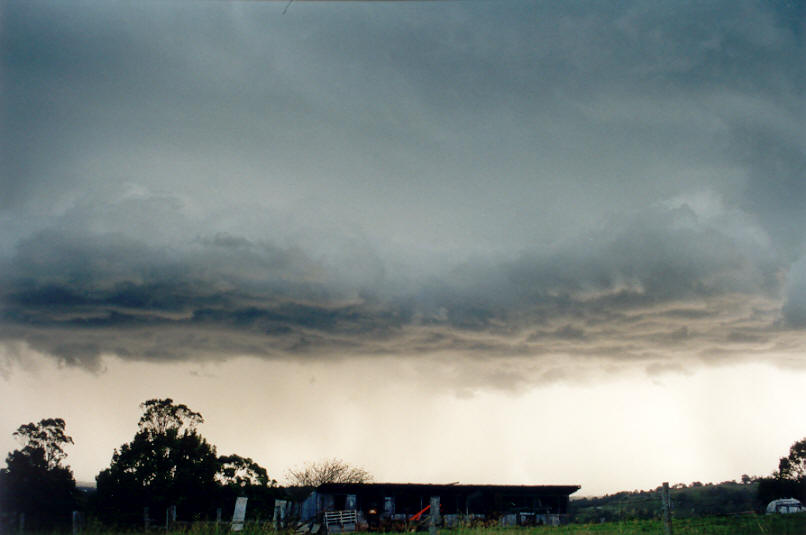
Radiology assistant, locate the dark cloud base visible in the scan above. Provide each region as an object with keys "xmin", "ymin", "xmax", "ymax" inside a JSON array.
[
  {"xmin": 2, "ymin": 195, "xmax": 804, "ymax": 380},
  {"xmin": 3, "ymin": 186, "xmax": 806, "ymax": 387},
  {"xmin": 2, "ymin": 0, "xmax": 805, "ymax": 386}
]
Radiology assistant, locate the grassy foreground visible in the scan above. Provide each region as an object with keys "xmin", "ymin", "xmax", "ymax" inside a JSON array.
[
  {"xmin": 436, "ymin": 514, "xmax": 806, "ymax": 535},
  {"xmin": 70, "ymin": 513, "xmax": 806, "ymax": 535}
]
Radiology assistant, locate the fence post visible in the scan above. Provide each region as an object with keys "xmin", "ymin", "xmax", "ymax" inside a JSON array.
[
  {"xmin": 429, "ymin": 496, "xmax": 440, "ymax": 535},
  {"xmin": 661, "ymin": 482, "xmax": 673, "ymax": 535},
  {"xmin": 165, "ymin": 505, "xmax": 176, "ymax": 531},
  {"xmin": 232, "ymin": 497, "xmax": 248, "ymax": 532},
  {"xmin": 273, "ymin": 499, "xmax": 286, "ymax": 529},
  {"xmin": 144, "ymin": 507, "xmax": 150, "ymax": 531},
  {"xmin": 18, "ymin": 513, "xmax": 24, "ymax": 534},
  {"xmin": 72, "ymin": 511, "xmax": 81, "ymax": 535}
]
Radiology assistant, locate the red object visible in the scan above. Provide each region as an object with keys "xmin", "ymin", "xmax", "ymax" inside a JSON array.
[{"xmin": 409, "ymin": 505, "xmax": 430, "ymax": 522}]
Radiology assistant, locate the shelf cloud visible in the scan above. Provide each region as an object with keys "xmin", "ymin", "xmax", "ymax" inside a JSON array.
[{"xmin": 1, "ymin": 0, "xmax": 804, "ymax": 387}]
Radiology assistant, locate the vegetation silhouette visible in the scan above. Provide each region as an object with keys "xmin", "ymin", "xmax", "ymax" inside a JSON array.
[
  {"xmin": 4, "ymin": 402, "xmax": 804, "ymax": 529},
  {"xmin": 571, "ymin": 437, "xmax": 806, "ymax": 522},
  {"xmin": 757, "ymin": 436, "xmax": 806, "ymax": 507},
  {"xmin": 94, "ymin": 398, "xmax": 277, "ymax": 525},
  {"xmin": 0, "ymin": 418, "xmax": 77, "ymax": 530},
  {"xmin": 776, "ymin": 437, "xmax": 806, "ymax": 481},
  {"xmin": 218, "ymin": 454, "xmax": 275, "ymax": 488},
  {"xmin": 286, "ymin": 457, "xmax": 374, "ymax": 487}
]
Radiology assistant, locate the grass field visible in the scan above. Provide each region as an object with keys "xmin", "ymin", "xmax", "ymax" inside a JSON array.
[
  {"xmin": 434, "ymin": 514, "xmax": 806, "ymax": 535},
  {"xmin": 18, "ymin": 514, "xmax": 806, "ymax": 535},
  {"xmin": 63, "ymin": 514, "xmax": 804, "ymax": 535}
]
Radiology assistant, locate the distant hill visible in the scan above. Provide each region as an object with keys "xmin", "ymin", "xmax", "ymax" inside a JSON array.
[
  {"xmin": 76, "ymin": 481, "xmax": 97, "ymax": 495},
  {"xmin": 570, "ymin": 480, "xmax": 761, "ymax": 522}
]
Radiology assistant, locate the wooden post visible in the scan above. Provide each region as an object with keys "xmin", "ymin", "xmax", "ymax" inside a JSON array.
[
  {"xmin": 18, "ymin": 513, "xmax": 25, "ymax": 533},
  {"xmin": 661, "ymin": 482, "xmax": 673, "ymax": 535},
  {"xmin": 216, "ymin": 508, "xmax": 222, "ymax": 533},
  {"xmin": 72, "ymin": 511, "xmax": 81, "ymax": 535},
  {"xmin": 429, "ymin": 496, "xmax": 440, "ymax": 535},
  {"xmin": 144, "ymin": 507, "xmax": 150, "ymax": 531}
]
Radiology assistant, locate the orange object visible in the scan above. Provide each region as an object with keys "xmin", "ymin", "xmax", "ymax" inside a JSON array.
[{"xmin": 408, "ymin": 504, "xmax": 430, "ymax": 522}]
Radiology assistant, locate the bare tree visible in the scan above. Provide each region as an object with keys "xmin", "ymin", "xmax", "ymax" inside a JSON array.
[{"xmin": 286, "ymin": 458, "xmax": 373, "ymax": 487}]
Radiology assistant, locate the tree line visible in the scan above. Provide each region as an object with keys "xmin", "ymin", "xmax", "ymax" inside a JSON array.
[
  {"xmin": 571, "ymin": 439, "xmax": 806, "ymax": 522},
  {"xmin": 3, "ymin": 398, "xmax": 805, "ymax": 528},
  {"xmin": 757, "ymin": 437, "xmax": 806, "ymax": 508},
  {"xmin": 0, "ymin": 398, "xmax": 371, "ymax": 530}
]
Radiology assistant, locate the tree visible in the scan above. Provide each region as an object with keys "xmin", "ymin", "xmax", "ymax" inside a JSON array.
[
  {"xmin": 216, "ymin": 455, "xmax": 279, "ymax": 520},
  {"xmin": 96, "ymin": 398, "xmax": 283, "ymax": 524},
  {"xmin": 13, "ymin": 418, "xmax": 74, "ymax": 468},
  {"xmin": 776, "ymin": 437, "xmax": 806, "ymax": 481},
  {"xmin": 286, "ymin": 458, "xmax": 373, "ymax": 487},
  {"xmin": 757, "ymin": 436, "xmax": 806, "ymax": 508},
  {"xmin": 95, "ymin": 399, "xmax": 219, "ymax": 523},
  {"xmin": 217, "ymin": 454, "xmax": 274, "ymax": 488},
  {"xmin": 757, "ymin": 477, "xmax": 802, "ymax": 508},
  {"xmin": 0, "ymin": 419, "xmax": 77, "ymax": 530},
  {"xmin": 138, "ymin": 398, "xmax": 203, "ymax": 436}
]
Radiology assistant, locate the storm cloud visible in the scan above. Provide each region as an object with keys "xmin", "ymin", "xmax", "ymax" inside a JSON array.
[{"xmin": 1, "ymin": 0, "xmax": 805, "ymax": 384}]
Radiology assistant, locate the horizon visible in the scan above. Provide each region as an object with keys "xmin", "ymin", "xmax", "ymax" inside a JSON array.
[{"xmin": 2, "ymin": 0, "xmax": 805, "ymax": 498}]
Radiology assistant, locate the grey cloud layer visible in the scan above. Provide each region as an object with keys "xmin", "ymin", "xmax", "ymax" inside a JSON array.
[
  {"xmin": 1, "ymin": 0, "xmax": 805, "ymax": 380},
  {"xmin": 0, "ymin": 196, "xmax": 796, "ymax": 373}
]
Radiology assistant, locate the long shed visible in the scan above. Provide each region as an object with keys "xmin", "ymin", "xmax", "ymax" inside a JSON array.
[{"xmin": 300, "ymin": 482, "xmax": 581, "ymax": 529}]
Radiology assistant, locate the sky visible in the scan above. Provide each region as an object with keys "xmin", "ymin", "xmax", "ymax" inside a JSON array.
[{"xmin": 1, "ymin": 0, "xmax": 805, "ymax": 497}]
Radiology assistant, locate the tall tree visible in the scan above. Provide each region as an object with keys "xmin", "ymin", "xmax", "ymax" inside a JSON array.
[
  {"xmin": 776, "ymin": 437, "xmax": 806, "ymax": 481},
  {"xmin": 286, "ymin": 458, "xmax": 373, "ymax": 487},
  {"xmin": 138, "ymin": 398, "xmax": 204, "ymax": 436},
  {"xmin": 95, "ymin": 399, "xmax": 219, "ymax": 523},
  {"xmin": 0, "ymin": 419, "xmax": 77, "ymax": 529},
  {"xmin": 13, "ymin": 418, "xmax": 74, "ymax": 468}
]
